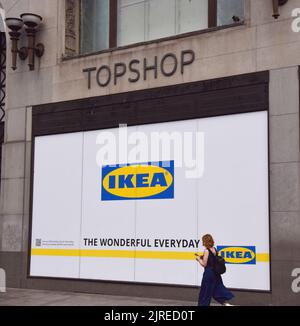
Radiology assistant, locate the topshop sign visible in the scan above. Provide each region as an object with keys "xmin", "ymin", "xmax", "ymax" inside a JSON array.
[{"xmin": 82, "ymin": 50, "xmax": 195, "ymax": 89}]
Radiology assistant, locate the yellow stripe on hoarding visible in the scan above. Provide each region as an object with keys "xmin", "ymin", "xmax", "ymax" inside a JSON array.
[
  {"xmin": 256, "ymin": 253, "xmax": 270, "ymax": 262},
  {"xmin": 31, "ymin": 249, "xmax": 270, "ymax": 262}
]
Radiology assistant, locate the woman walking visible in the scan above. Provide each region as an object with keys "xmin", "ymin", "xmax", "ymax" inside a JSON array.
[{"xmin": 196, "ymin": 234, "xmax": 234, "ymax": 306}]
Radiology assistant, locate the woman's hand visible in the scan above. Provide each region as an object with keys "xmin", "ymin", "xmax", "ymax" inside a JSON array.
[{"xmin": 195, "ymin": 254, "xmax": 205, "ymax": 267}]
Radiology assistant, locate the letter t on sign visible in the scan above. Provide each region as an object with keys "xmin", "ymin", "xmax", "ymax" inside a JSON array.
[{"xmin": 83, "ymin": 67, "xmax": 97, "ymax": 89}]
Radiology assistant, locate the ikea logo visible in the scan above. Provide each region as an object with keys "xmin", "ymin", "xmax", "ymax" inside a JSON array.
[
  {"xmin": 101, "ymin": 161, "xmax": 174, "ymax": 201},
  {"xmin": 217, "ymin": 246, "xmax": 256, "ymax": 265}
]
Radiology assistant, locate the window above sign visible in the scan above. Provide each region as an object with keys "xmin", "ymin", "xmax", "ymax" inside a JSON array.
[{"xmin": 65, "ymin": 0, "xmax": 245, "ymax": 56}]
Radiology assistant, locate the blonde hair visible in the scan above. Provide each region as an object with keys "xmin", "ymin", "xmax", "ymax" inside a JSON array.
[{"xmin": 202, "ymin": 234, "xmax": 214, "ymax": 249}]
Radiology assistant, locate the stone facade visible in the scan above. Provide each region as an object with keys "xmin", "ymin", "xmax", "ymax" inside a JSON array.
[
  {"xmin": 0, "ymin": 0, "xmax": 300, "ymax": 305},
  {"xmin": 65, "ymin": 0, "xmax": 80, "ymax": 56}
]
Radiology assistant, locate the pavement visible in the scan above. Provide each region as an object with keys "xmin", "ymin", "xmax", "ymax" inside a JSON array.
[{"xmin": 0, "ymin": 288, "xmax": 198, "ymax": 306}]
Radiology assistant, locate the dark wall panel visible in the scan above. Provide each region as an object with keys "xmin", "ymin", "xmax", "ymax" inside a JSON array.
[{"xmin": 32, "ymin": 71, "xmax": 269, "ymax": 136}]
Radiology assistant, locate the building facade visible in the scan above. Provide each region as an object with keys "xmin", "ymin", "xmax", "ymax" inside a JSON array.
[{"xmin": 0, "ymin": 0, "xmax": 300, "ymax": 305}]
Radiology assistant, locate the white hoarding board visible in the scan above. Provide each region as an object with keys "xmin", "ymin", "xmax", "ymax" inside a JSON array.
[
  {"xmin": 30, "ymin": 133, "xmax": 83, "ymax": 278},
  {"xmin": 30, "ymin": 111, "xmax": 270, "ymax": 290}
]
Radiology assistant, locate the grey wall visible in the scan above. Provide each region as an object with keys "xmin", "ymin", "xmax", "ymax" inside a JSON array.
[{"xmin": 268, "ymin": 67, "xmax": 300, "ymax": 305}]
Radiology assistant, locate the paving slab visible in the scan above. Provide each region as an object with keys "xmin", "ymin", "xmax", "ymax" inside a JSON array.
[{"xmin": 0, "ymin": 288, "xmax": 199, "ymax": 306}]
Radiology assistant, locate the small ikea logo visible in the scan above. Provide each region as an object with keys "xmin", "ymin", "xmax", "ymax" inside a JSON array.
[
  {"xmin": 101, "ymin": 161, "xmax": 174, "ymax": 201},
  {"xmin": 217, "ymin": 246, "xmax": 256, "ymax": 265}
]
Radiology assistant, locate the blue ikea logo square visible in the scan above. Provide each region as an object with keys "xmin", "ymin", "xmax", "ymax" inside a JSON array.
[
  {"xmin": 217, "ymin": 246, "xmax": 256, "ymax": 265},
  {"xmin": 101, "ymin": 161, "xmax": 175, "ymax": 201}
]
